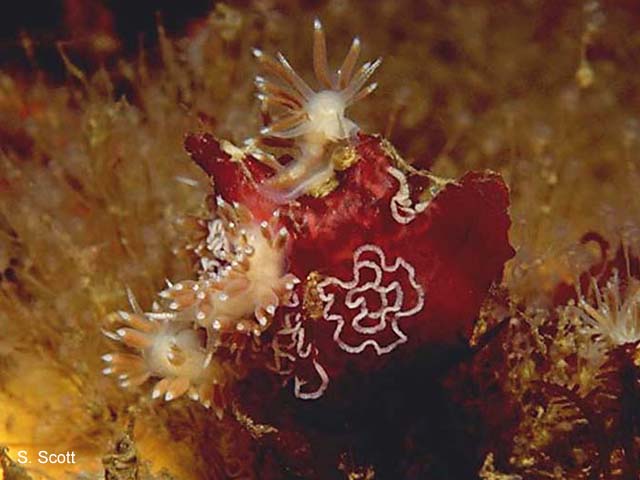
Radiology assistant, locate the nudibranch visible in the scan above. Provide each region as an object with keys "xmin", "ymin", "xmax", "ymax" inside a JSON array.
[
  {"xmin": 103, "ymin": 306, "xmax": 232, "ymax": 417},
  {"xmin": 159, "ymin": 198, "xmax": 297, "ymax": 336},
  {"xmin": 253, "ymin": 18, "xmax": 382, "ymax": 201},
  {"xmin": 103, "ymin": 197, "xmax": 298, "ymax": 414}
]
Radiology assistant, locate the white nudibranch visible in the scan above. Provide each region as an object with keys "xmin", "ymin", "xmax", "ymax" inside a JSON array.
[
  {"xmin": 160, "ymin": 198, "xmax": 298, "ymax": 335},
  {"xmin": 253, "ymin": 18, "xmax": 382, "ymax": 200},
  {"xmin": 103, "ymin": 313, "xmax": 228, "ymax": 412}
]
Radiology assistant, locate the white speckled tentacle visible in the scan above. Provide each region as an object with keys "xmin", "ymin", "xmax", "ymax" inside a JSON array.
[{"xmin": 159, "ymin": 199, "xmax": 295, "ymax": 335}]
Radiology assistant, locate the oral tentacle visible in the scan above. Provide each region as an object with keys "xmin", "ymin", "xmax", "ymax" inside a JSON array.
[
  {"xmin": 117, "ymin": 310, "xmax": 156, "ymax": 333},
  {"xmin": 341, "ymin": 57, "xmax": 383, "ymax": 104},
  {"xmin": 117, "ymin": 328, "xmax": 153, "ymax": 350},
  {"xmin": 313, "ymin": 18, "xmax": 333, "ymax": 89},
  {"xmin": 338, "ymin": 37, "xmax": 361, "ymax": 88},
  {"xmin": 164, "ymin": 377, "xmax": 190, "ymax": 401}
]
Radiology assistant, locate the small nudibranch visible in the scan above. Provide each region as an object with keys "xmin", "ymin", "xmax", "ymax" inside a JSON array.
[
  {"xmin": 159, "ymin": 197, "xmax": 299, "ymax": 335},
  {"xmin": 103, "ymin": 312, "xmax": 230, "ymax": 416},
  {"xmin": 253, "ymin": 18, "xmax": 382, "ymax": 201}
]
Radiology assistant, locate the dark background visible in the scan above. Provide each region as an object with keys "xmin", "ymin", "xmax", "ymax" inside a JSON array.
[
  {"xmin": 0, "ymin": 0, "xmax": 213, "ymax": 43},
  {"xmin": 0, "ymin": 0, "xmax": 215, "ymax": 74}
]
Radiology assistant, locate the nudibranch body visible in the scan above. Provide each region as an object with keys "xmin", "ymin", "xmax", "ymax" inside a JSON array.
[
  {"xmin": 254, "ymin": 19, "xmax": 382, "ymax": 201},
  {"xmin": 103, "ymin": 310, "xmax": 229, "ymax": 411},
  {"xmin": 160, "ymin": 198, "xmax": 297, "ymax": 335}
]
